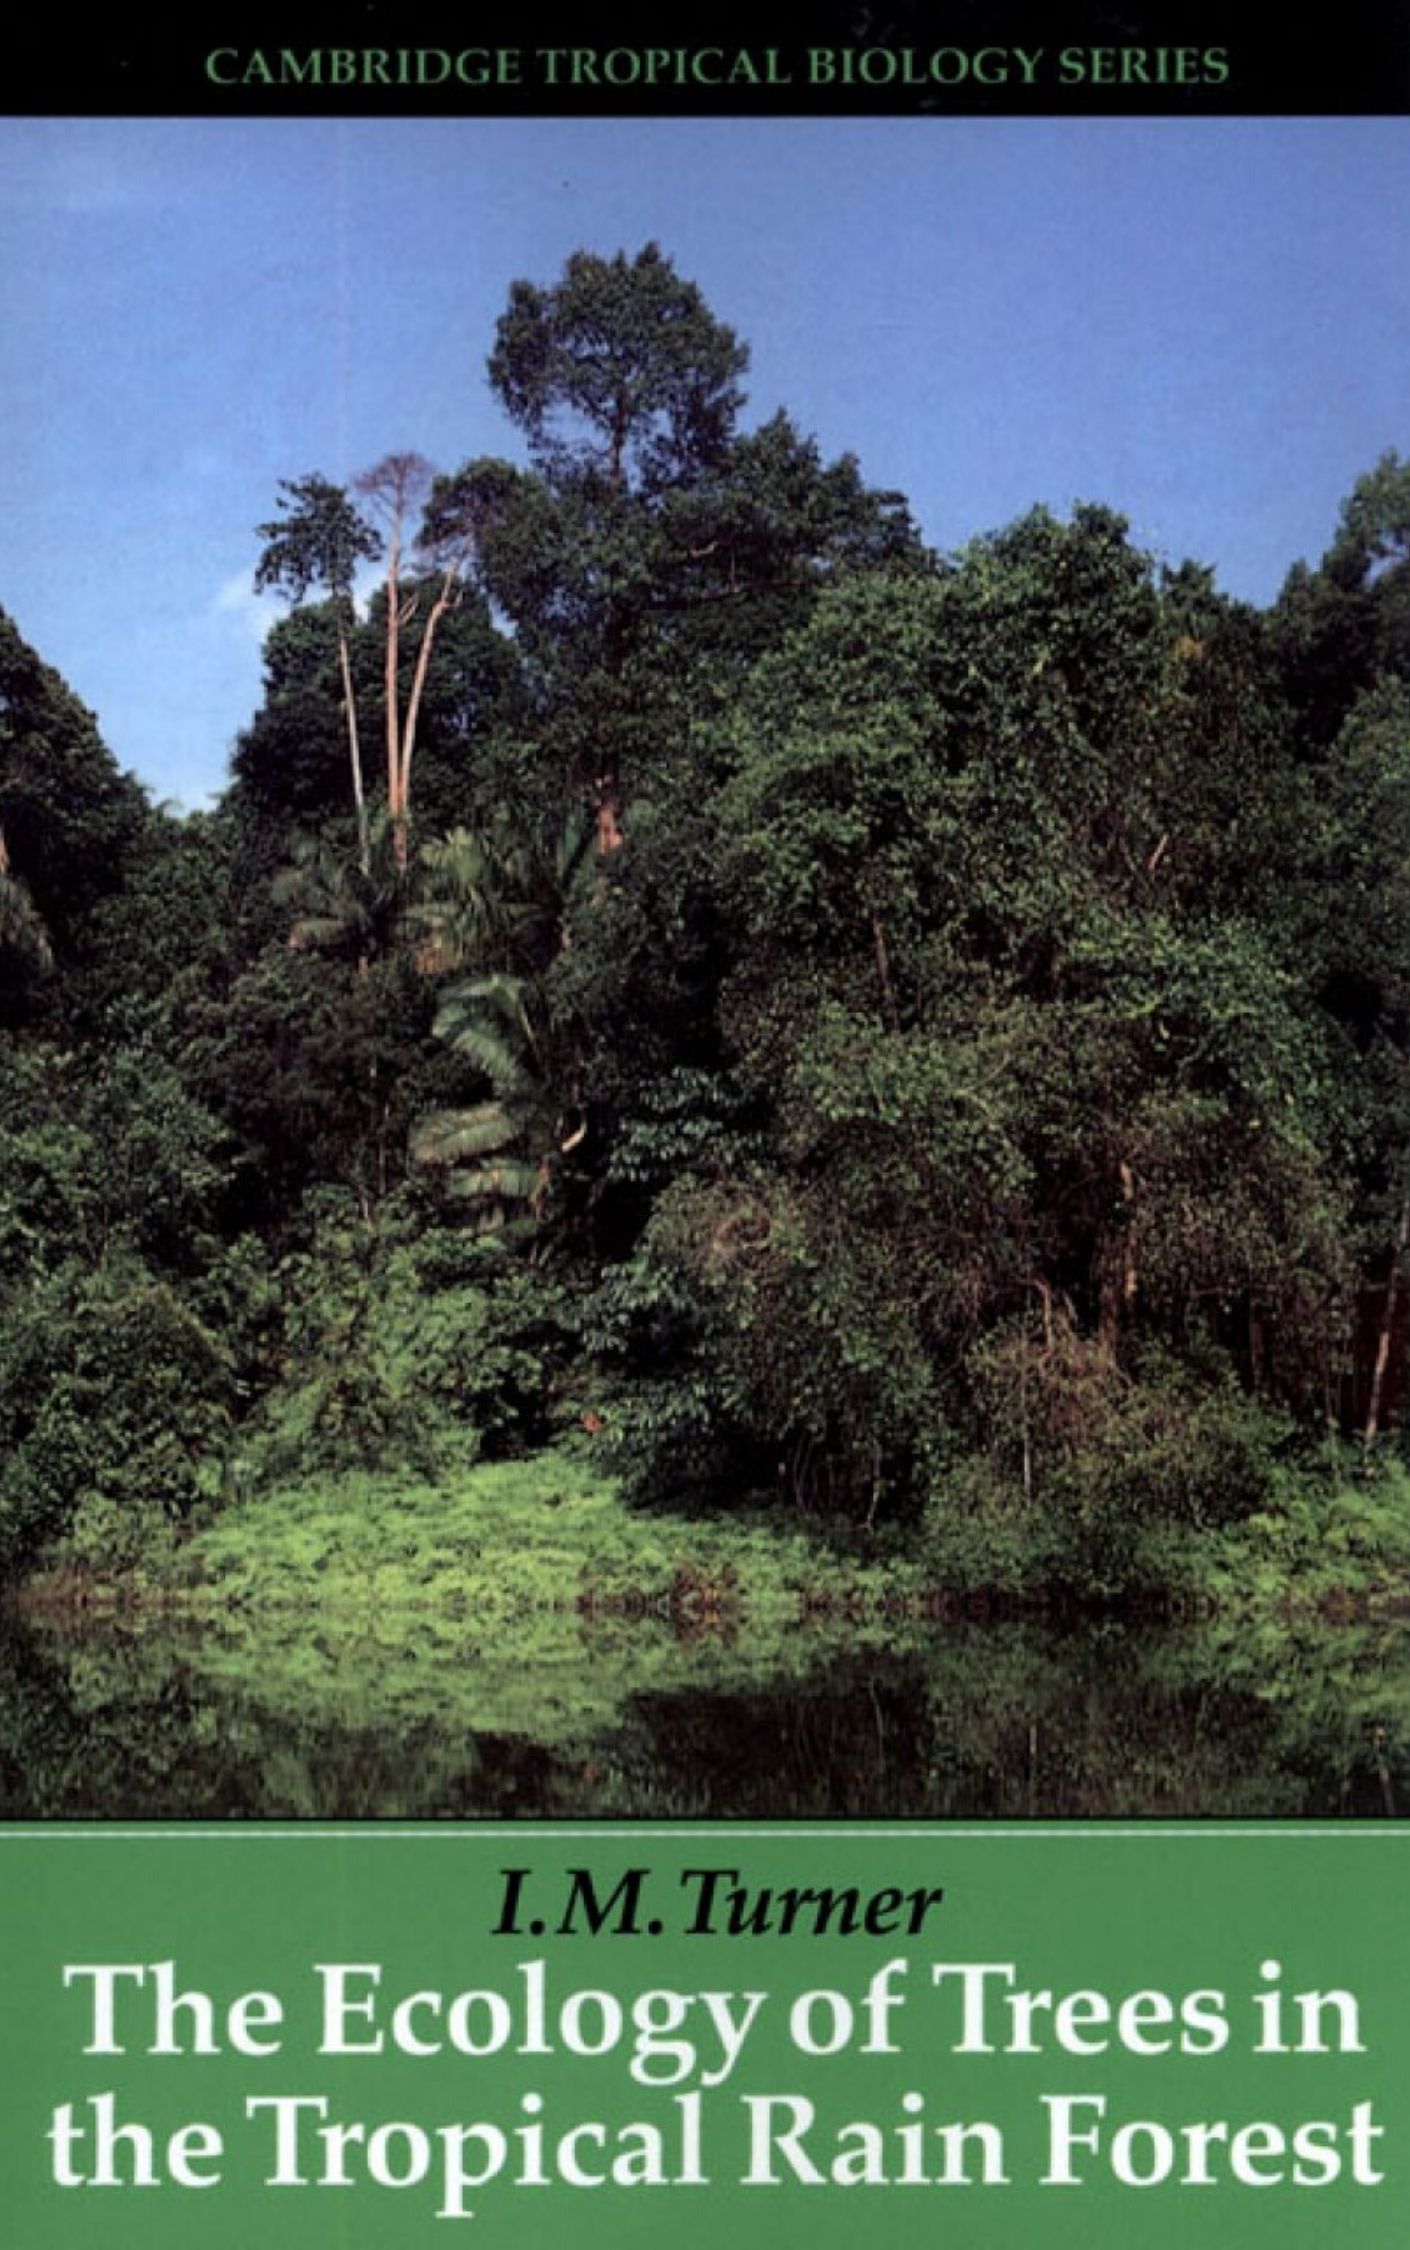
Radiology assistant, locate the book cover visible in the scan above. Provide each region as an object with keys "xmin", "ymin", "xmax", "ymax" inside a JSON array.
[{"xmin": 2, "ymin": 5, "xmax": 1408, "ymax": 2243}]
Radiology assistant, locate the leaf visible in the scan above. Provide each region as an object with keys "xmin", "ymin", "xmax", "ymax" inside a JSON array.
[{"xmin": 409, "ymin": 1105, "xmax": 519, "ymax": 1168}]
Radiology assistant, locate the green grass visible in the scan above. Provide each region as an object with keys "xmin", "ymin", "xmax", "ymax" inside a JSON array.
[{"xmin": 38, "ymin": 1448, "xmax": 920, "ymax": 1627}]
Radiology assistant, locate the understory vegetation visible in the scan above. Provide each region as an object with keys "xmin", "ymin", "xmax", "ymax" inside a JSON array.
[{"xmin": 3, "ymin": 244, "xmax": 1409, "ymax": 1607}]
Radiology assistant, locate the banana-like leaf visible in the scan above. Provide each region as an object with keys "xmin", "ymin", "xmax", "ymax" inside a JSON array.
[{"xmin": 409, "ymin": 1103, "xmax": 518, "ymax": 1168}]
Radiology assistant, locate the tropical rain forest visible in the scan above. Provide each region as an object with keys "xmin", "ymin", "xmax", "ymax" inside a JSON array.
[{"xmin": 2, "ymin": 246, "xmax": 1409, "ymax": 1816}]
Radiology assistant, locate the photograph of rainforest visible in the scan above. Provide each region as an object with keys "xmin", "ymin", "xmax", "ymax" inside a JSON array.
[{"xmin": 1, "ymin": 116, "xmax": 1408, "ymax": 1819}]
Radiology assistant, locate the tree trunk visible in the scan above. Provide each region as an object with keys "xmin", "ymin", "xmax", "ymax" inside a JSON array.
[
  {"xmin": 1364, "ymin": 1191, "xmax": 1410, "ymax": 1455},
  {"xmin": 384, "ymin": 523, "xmax": 403, "ymax": 866},
  {"xmin": 1098, "ymin": 1160, "xmax": 1138, "ymax": 1348},
  {"xmin": 395, "ymin": 570, "xmax": 459, "ymax": 870},
  {"xmin": 337, "ymin": 628, "xmax": 370, "ymax": 876},
  {"xmin": 594, "ymin": 781, "xmax": 623, "ymax": 857}
]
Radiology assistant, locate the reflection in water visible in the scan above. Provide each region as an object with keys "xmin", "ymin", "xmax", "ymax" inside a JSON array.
[{"xmin": 1, "ymin": 1602, "xmax": 1407, "ymax": 1820}]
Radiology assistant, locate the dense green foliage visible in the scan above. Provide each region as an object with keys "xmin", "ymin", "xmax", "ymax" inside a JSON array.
[{"xmin": 2, "ymin": 244, "xmax": 1408, "ymax": 1595}]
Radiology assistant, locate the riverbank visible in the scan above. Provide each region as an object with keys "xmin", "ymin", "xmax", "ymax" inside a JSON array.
[
  {"xmin": 6, "ymin": 1448, "xmax": 1410, "ymax": 1819},
  {"xmin": 17, "ymin": 1452, "xmax": 914, "ymax": 1632},
  {"xmin": 16, "ymin": 1447, "xmax": 1410, "ymax": 1629}
]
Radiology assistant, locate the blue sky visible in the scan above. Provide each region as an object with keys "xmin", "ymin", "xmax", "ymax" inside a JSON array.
[{"xmin": 2, "ymin": 114, "xmax": 1407, "ymax": 808}]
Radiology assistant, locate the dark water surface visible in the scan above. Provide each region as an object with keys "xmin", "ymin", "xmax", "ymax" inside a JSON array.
[{"xmin": 2, "ymin": 1602, "xmax": 1408, "ymax": 1820}]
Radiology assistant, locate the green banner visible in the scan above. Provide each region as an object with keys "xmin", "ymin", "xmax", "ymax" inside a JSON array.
[{"xmin": 2, "ymin": 1823, "xmax": 1405, "ymax": 2244}]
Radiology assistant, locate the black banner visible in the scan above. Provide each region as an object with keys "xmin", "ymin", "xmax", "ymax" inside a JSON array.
[{"xmin": 10, "ymin": 1, "xmax": 1410, "ymax": 118}]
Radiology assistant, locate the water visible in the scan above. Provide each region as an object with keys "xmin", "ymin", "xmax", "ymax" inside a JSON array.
[{"xmin": 3, "ymin": 1600, "xmax": 1407, "ymax": 1819}]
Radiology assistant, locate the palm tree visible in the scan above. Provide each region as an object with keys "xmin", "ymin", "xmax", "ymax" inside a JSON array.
[
  {"xmin": 270, "ymin": 816, "xmax": 406, "ymax": 970},
  {"xmin": 410, "ymin": 973, "xmax": 555, "ymax": 1234},
  {"xmin": 407, "ymin": 811, "xmax": 594, "ymax": 1229}
]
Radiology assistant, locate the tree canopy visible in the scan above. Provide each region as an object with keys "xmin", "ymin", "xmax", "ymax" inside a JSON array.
[{"xmin": 2, "ymin": 243, "xmax": 1406, "ymax": 1588}]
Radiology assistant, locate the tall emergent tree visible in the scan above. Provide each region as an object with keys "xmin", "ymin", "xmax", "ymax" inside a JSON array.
[
  {"xmin": 429, "ymin": 243, "xmax": 918, "ymax": 850},
  {"xmin": 354, "ymin": 451, "xmax": 484, "ymax": 871},
  {"xmin": 254, "ymin": 455, "xmax": 486, "ymax": 875},
  {"xmin": 255, "ymin": 474, "xmax": 383, "ymax": 871}
]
